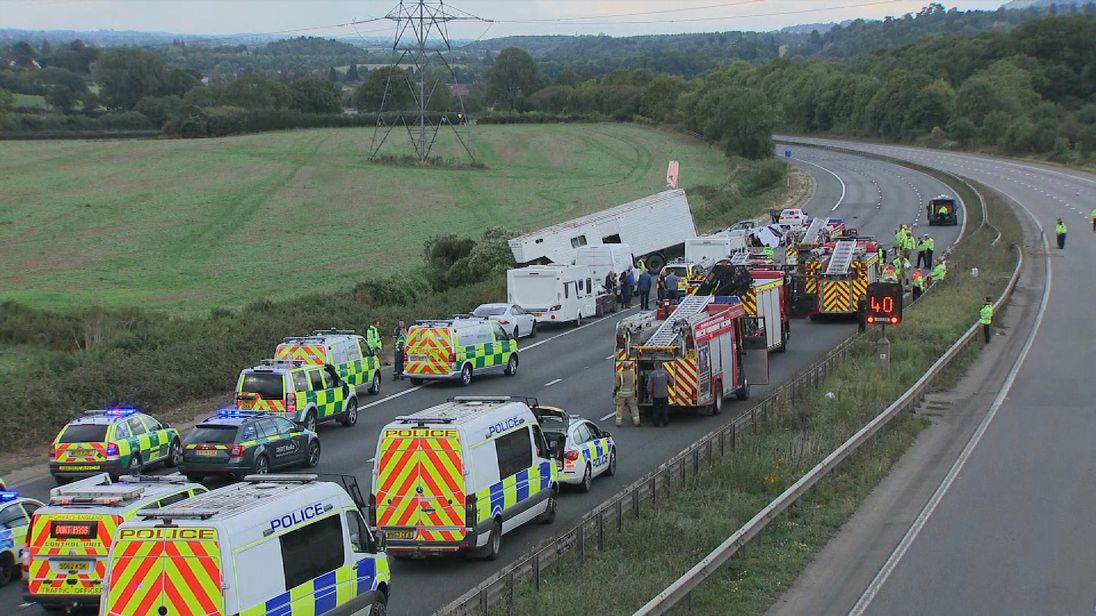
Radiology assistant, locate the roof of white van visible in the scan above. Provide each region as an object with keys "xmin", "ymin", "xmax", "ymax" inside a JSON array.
[
  {"xmin": 510, "ymin": 189, "xmax": 686, "ymax": 242},
  {"xmin": 391, "ymin": 396, "xmax": 536, "ymax": 428},
  {"xmin": 134, "ymin": 477, "xmax": 346, "ymax": 524}
]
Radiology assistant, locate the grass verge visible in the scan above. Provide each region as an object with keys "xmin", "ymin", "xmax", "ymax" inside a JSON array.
[{"xmin": 493, "ymin": 173, "xmax": 1022, "ymax": 616}]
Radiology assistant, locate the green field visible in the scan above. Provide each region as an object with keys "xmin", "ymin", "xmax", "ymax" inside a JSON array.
[
  {"xmin": 0, "ymin": 124, "xmax": 727, "ymax": 314},
  {"xmin": 13, "ymin": 93, "xmax": 48, "ymax": 109}
]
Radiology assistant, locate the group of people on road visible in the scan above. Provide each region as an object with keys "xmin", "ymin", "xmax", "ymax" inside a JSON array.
[
  {"xmin": 614, "ymin": 361, "xmax": 673, "ymax": 428},
  {"xmin": 604, "ymin": 262, "xmax": 656, "ymax": 311}
]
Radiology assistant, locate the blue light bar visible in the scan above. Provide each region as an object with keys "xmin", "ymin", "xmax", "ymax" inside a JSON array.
[
  {"xmin": 213, "ymin": 409, "xmax": 267, "ymax": 419},
  {"xmin": 0, "ymin": 491, "xmax": 19, "ymax": 503},
  {"xmin": 103, "ymin": 407, "xmax": 139, "ymax": 418}
]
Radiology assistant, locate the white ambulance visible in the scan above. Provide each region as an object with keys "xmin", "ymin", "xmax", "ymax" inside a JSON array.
[
  {"xmin": 372, "ymin": 396, "xmax": 558, "ymax": 561},
  {"xmin": 99, "ymin": 474, "xmax": 391, "ymax": 616}
]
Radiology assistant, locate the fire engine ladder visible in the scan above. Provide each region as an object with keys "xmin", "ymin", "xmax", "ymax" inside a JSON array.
[
  {"xmin": 730, "ymin": 251, "xmax": 752, "ymax": 266},
  {"xmin": 802, "ymin": 218, "xmax": 827, "ymax": 244},
  {"xmin": 825, "ymin": 240, "xmax": 857, "ymax": 276},
  {"xmin": 646, "ymin": 295, "xmax": 713, "ymax": 346}
]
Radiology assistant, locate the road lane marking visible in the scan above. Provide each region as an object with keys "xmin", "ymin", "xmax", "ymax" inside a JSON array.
[
  {"xmin": 791, "ymin": 155, "xmax": 847, "ymax": 211},
  {"xmin": 545, "ymin": 378, "xmax": 563, "ymax": 387},
  {"xmin": 600, "ymin": 412, "xmax": 616, "ymax": 421},
  {"xmin": 849, "ymin": 186, "xmax": 1053, "ymax": 616}
]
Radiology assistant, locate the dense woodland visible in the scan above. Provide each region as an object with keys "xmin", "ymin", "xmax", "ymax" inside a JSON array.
[{"xmin": 0, "ymin": 4, "xmax": 1093, "ymax": 163}]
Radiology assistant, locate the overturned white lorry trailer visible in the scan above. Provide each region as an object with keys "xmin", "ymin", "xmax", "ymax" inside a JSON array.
[{"xmin": 508, "ymin": 189, "xmax": 698, "ymax": 274}]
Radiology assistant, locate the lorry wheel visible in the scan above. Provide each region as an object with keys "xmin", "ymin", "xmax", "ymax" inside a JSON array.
[
  {"xmin": 710, "ymin": 389, "xmax": 724, "ymax": 416},
  {"xmin": 460, "ymin": 364, "xmax": 473, "ymax": 386},
  {"xmin": 736, "ymin": 380, "xmax": 750, "ymax": 401},
  {"xmin": 776, "ymin": 328, "xmax": 788, "ymax": 353},
  {"xmin": 646, "ymin": 254, "xmax": 665, "ymax": 275}
]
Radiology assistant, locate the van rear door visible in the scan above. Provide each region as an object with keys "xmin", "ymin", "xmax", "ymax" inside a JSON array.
[
  {"xmin": 26, "ymin": 512, "xmax": 122, "ymax": 600},
  {"xmin": 404, "ymin": 327, "xmax": 456, "ymax": 377},
  {"xmin": 375, "ymin": 428, "xmax": 466, "ymax": 546},
  {"xmin": 104, "ymin": 527, "xmax": 223, "ymax": 616}
]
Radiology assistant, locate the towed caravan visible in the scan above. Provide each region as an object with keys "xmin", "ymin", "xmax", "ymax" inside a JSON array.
[{"xmin": 372, "ymin": 396, "xmax": 558, "ymax": 561}]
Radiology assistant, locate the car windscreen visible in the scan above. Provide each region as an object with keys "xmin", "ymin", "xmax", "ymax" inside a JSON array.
[
  {"xmin": 239, "ymin": 372, "xmax": 284, "ymax": 399},
  {"xmin": 537, "ymin": 414, "xmax": 567, "ymax": 433},
  {"xmin": 663, "ymin": 266, "xmax": 689, "ymax": 277},
  {"xmin": 473, "ymin": 306, "xmax": 507, "ymax": 317},
  {"xmin": 186, "ymin": 425, "xmax": 239, "ymax": 444},
  {"xmin": 58, "ymin": 424, "xmax": 109, "ymax": 443}
]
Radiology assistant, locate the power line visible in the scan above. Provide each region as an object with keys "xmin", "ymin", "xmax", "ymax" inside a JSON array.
[
  {"xmin": 491, "ymin": 0, "xmax": 906, "ymax": 26},
  {"xmin": 504, "ymin": 0, "xmax": 764, "ymax": 23}
]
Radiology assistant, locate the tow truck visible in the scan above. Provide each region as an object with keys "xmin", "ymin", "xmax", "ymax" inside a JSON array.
[{"xmin": 928, "ymin": 195, "xmax": 959, "ymax": 226}]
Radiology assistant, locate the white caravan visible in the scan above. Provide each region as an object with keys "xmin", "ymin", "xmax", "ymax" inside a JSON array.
[
  {"xmin": 507, "ymin": 265, "xmax": 597, "ymax": 327},
  {"xmin": 508, "ymin": 189, "xmax": 697, "ymax": 273}
]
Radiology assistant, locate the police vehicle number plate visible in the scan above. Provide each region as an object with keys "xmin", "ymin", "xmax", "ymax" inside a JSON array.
[
  {"xmin": 386, "ymin": 529, "xmax": 414, "ymax": 539},
  {"xmin": 72, "ymin": 449, "xmax": 95, "ymax": 457},
  {"xmin": 57, "ymin": 561, "xmax": 91, "ymax": 571},
  {"xmin": 195, "ymin": 450, "xmax": 219, "ymax": 457}
]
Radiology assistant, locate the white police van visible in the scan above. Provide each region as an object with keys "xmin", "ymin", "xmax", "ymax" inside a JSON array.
[
  {"xmin": 372, "ymin": 396, "xmax": 558, "ymax": 560},
  {"xmin": 100, "ymin": 474, "xmax": 391, "ymax": 615}
]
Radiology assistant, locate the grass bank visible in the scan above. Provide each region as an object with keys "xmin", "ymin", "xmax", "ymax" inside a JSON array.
[{"xmin": 494, "ymin": 174, "xmax": 1021, "ymax": 616}]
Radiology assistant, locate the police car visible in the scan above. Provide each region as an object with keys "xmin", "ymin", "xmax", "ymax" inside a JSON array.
[
  {"xmin": 0, "ymin": 490, "xmax": 45, "ymax": 587},
  {"xmin": 100, "ymin": 475, "xmax": 391, "ymax": 615},
  {"xmin": 50, "ymin": 408, "xmax": 182, "ymax": 484},
  {"xmin": 535, "ymin": 407, "xmax": 616, "ymax": 493},
  {"xmin": 179, "ymin": 410, "xmax": 321, "ymax": 482}
]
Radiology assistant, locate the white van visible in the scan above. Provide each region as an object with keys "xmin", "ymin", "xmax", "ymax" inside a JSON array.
[
  {"xmin": 573, "ymin": 243, "xmax": 634, "ymax": 290},
  {"xmin": 685, "ymin": 234, "xmax": 748, "ymax": 269},
  {"xmin": 372, "ymin": 396, "xmax": 558, "ymax": 561},
  {"xmin": 99, "ymin": 475, "xmax": 390, "ymax": 616},
  {"xmin": 507, "ymin": 265, "xmax": 597, "ymax": 327}
]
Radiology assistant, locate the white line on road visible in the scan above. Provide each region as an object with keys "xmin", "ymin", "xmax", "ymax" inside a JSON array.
[
  {"xmin": 605, "ymin": 354, "xmax": 616, "ymax": 360},
  {"xmin": 600, "ymin": 412, "xmax": 616, "ymax": 421},
  {"xmin": 544, "ymin": 378, "xmax": 563, "ymax": 387},
  {"xmin": 848, "ymin": 188, "xmax": 1053, "ymax": 616},
  {"xmin": 792, "ymin": 156, "xmax": 847, "ymax": 211}
]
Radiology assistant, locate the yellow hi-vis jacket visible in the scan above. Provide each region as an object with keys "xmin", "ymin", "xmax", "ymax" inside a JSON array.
[{"xmin": 980, "ymin": 303, "xmax": 993, "ymax": 325}]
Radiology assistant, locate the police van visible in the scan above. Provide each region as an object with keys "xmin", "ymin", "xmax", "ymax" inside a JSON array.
[
  {"xmin": 236, "ymin": 358, "xmax": 359, "ymax": 432},
  {"xmin": 275, "ymin": 329, "xmax": 383, "ymax": 397},
  {"xmin": 372, "ymin": 396, "xmax": 557, "ymax": 561},
  {"xmin": 24, "ymin": 473, "xmax": 205, "ymax": 609},
  {"xmin": 100, "ymin": 474, "xmax": 391, "ymax": 616},
  {"xmin": 402, "ymin": 318, "xmax": 519, "ymax": 387}
]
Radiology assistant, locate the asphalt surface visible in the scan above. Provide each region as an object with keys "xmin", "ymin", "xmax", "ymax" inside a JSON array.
[
  {"xmin": 0, "ymin": 146, "xmax": 961, "ymax": 615},
  {"xmin": 770, "ymin": 136, "xmax": 1096, "ymax": 615}
]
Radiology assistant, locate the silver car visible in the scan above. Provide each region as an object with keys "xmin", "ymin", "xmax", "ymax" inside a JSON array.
[{"xmin": 471, "ymin": 303, "xmax": 537, "ymax": 338}]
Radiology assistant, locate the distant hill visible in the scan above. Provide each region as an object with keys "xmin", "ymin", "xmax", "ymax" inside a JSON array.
[{"xmin": 1003, "ymin": 0, "xmax": 1091, "ymax": 8}]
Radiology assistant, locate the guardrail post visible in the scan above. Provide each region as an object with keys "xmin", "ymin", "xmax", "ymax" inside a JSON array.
[
  {"xmin": 732, "ymin": 423, "xmax": 737, "ymax": 450},
  {"xmin": 508, "ymin": 571, "xmax": 516, "ymax": 611},
  {"xmin": 577, "ymin": 523, "xmax": 585, "ymax": 562},
  {"xmin": 632, "ymin": 487, "xmax": 640, "ymax": 518},
  {"xmin": 651, "ymin": 476, "xmax": 657, "ymax": 510},
  {"xmin": 719, "ymin": 428, "xmax": 726, "ymax": 457},
  {"xmin": 680, "ymin": 457, "xmax": 686, "ymax": 485},
  {"xmin": 532, "ymin": 555, "xmax": 539, "ymax": 592},
  {"xmin": 597, "ymin": 513, "xmax": 605, "ymax": 552},
  {"xmin": 478, "ymin": 587, "xmax": 487, "ymax": 615},
  {"xmin": 693, "ymin": 448, "xmax": 700, "ymax": 476},
  {"xmin": 617, "ymin": 497, "xmax": 623, "ymax": 531},
  {"xmin": 706, "ymin": 439, "xmax": 713, "ymax": 468}
]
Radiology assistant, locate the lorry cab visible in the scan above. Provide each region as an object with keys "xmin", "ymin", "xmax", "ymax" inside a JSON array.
[{"xmin": 99, "ymin": 474, "xmax": 390, "ymax": 616}]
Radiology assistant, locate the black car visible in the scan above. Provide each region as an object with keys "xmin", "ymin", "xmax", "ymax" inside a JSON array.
[{"xmin": 179, "ymin": 410, "xmax": 320, "ymax": 482}]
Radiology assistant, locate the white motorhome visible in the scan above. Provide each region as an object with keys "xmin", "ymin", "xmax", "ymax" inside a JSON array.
[
  {"xmin": 573, "ymin": 243, "xmax": 635, "ymax": 291},
  {"xmin": 508, "ymin": 189, "xmax": 697, "ymax": 273},
  {"xmin": 684, "ymin": 234, "xmax": 747, "ymax": 269},
  {"xmin": 507, "ymin": 265, "xmax": 597, "ymax": 326}
]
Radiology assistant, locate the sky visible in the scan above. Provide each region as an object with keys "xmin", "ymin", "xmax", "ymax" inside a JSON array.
[{"xmin": 0, "ymin": 0, "xmax": 1011, "ymax": 39}]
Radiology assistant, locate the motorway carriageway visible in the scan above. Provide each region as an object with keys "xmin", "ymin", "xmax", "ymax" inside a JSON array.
[{"xmin": 0, "ymin": 146, "xmax": 961, "ymax": 615}]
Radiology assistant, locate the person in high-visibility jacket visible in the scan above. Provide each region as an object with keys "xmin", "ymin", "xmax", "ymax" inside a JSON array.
[
  {"xmin": 881, "ymin": 264, "xmax": 899, "ymax": 283},
  {"xmin": 761, "ymin": 244, "xmax": 775, "ymax": 260},
  {"xmin": 614, "ymin": 362, "xmax": 641, "ymax": 427},
  {"xmin": 367, "ymin": 319, "xmax": 383, "ymax": 353},
  {"xmin": 1091, "ymin": 208, "xmax": 1096, "ymax": 232},
  {"xmin": 911, "ymin": 269, "xmax": 925, "ymax": 300},
  {"xmin": 917, "ymin": 234, "xmax": 935, "ymax": 268},
  {"xmin": 902, "ymin": 230, "xmax": 916, "ymax": 256},
  {"xmin": 980, "ymin": 297, "xmax": 993, "ymax": 343},
  {"xmin": 1056, "ymin": 218, "xmax": 1068, "ymax": 249},
  {"xmin": 931, "ymin": 259, "xmax": 947, "ymax": 283}
]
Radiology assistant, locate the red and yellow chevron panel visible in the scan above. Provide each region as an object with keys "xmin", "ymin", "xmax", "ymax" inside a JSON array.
[
  {"xmin": 274, "ymin": 343, "xmax": 327, "ymax": 364},
  {"xmin": 376, "ymin": 429, "xmax": 465, "ymax": 542},
  {"xmin": 821, "ymin": 280, "xmax": 853, "ymax": 313},
  {"xmin": 804, "ymin": 260, "xmax": 822, "ymax": 294},
  {"xmin": 53, "ymin": 443, "xmax": 109, "ymax": 463},
  {"xmin": 404, "ymin": 327, "xmax": 455, "ymax": 376},
  {"xmin": 665, "ymin": 358, "xmax": 699, "ymax": 407},
  {"xmin": 741, "ymin": 289, "xmax": 757, "ymax": 316},
  {"xmin": 105, "ymin": 529, "xmax": 223, "ymax": 616},
  {"xmin": 614, "ymin": 349, "xmax": 628, "ymax": 372}
]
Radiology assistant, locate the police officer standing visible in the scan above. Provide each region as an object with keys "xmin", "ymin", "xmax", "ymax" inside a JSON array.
[
  {"xmin": 1056, "ymin": 218, "xmax": 1068, "ymax": 249},
  {"xmin": 647, "ymin": 364, "xmax": 673, "ymax": 428},
  {"xmin": 980, "ymin": 297, "xmax": 993, "ymax": 343},
  {"xmin": 392, "ymin": 320, "xmax": 407, "ymax": 380}
]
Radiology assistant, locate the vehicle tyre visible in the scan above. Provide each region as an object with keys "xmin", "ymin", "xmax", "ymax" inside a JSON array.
[
  {"xmin": 530, "ymin": 322, "xmax": 537, "ymax": 338},
  {"xmin": 410, "ymin": 377, "xmax": 423, "ymax": 386},
  {"xmin": 166, "ymin": 439, "xmax": 182, "ymax": 467},
  {"xmin": 513, "ymin": 327, "xmax": 520, "ymax": 340},
  {"xmin": 481, "ymin": 521, "xmax": 502, "ymax": 561},
  {"xmin": 253, "ymin": 454, "xmax": 270, "ymax": 475},
  {"xmin": 460, "ymin": 364, "xmax": 473, "ymax": 386},
  {"xmin": 574, "ymin": 314, "xmax": 582, "ymax": 327},
  {"xmin": 305, "ymin": 440, "xmax": 321, "ymax": 468},
  {"xmin": 303, "ymin": 410, "xmax": 318, "ymax": 433},
  {"xmin": 711, "ymin": 387, "xmax": 724, "ymax": 416},
  {"xmin": 646, "ymin": 254, "xmax": 666, "ymax": 276},
  {"xmin": 537, "ymin": 490, "xmax": 557, "ymax": 524},
  {"xmin": 736, "ymin": 379, "xmax": 750, "ymax": 401},
  {"xmin": 776, "ymin": 327, "xmax": 788, "ymax": 353},
  {"xmin": 369, "ymin": 373, "xmax": 381, "ymax": 396},
  {"xmin": 185, "ymin": 474, "xmax": 204, "ymax": 483},
  {"xmin": 605, "ymin": 450, "xmax": 617, "ymax": 477},
  {"xmin": 0, "ymin": 552, "xmax": 15, "ymax": 587},
  {"xmin": 366, "ymin": 595, "xmax": 388, "ymax": 616},
  {"xmin": 126, "ymin": 453, "xmax": 143, "ymax": 478},
  {"xmin": 504, "ymin": 355, "xmax": 518, "ymax": 377},
  {"xmin": 579, "ymin": 466, "xmax": 593, "ymax": 493},
  {"xmin": 52, "ymin": 475, "xmax": 70, "ymax": 486},
  {"xmin": 340, "ymin": 399, "xmax": 358, "ymax": 427}
]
